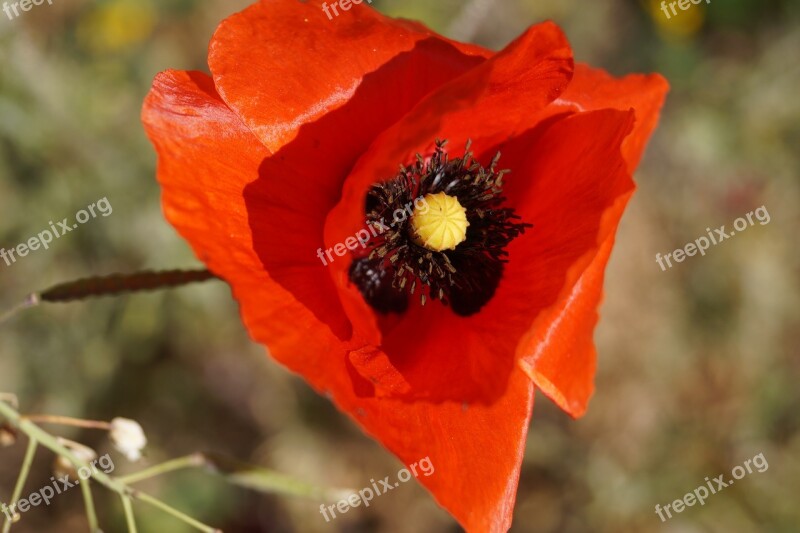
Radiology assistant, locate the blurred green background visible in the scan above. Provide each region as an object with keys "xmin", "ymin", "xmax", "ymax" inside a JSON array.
[{"xmin": 1, "ymin": 0, "xmax": 798, "ymax": 531}]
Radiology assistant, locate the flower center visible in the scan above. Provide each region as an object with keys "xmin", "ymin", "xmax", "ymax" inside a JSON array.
[
  {"xmin": 410, "ymin": 192, "xmax": 469, "ymax": 252},
  {"xmin": 348, "ymin": 140, "xmax": 531, "ymax": 316}
]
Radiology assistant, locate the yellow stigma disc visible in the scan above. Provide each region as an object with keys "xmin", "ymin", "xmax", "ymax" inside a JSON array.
[{"xmin": 410, "ymin": 192, "xmax": 470, "ymax": 252}]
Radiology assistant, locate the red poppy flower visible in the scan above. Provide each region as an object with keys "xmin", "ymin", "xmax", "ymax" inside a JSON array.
[{"xmin": 142, "ymin": 1, "xmax": 668, "ymax": 531}]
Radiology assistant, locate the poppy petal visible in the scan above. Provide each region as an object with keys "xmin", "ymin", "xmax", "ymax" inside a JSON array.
[
  {"xmin": 207, "ymin": 0, "xmax": 492, "ymax": 152},
  {"xmin": 206, "ymin": 1, "xmax": 492, "ymax": 341},
  {"xmin": 497, "ymin": 109, "xmax": 638, "ymax": 418},
  {"xmin": 552, "ymin": 63, "xmax": 669, "ymax": 171},
  {"xmin": 343, "ymin": 366, "xmax": 535, "ymax": 533},
  {"xmin": 502, "ymin": 67, "xmax": 669, "ymax": 417},
  {"xmin": 143, "ymin": 68, "xmax": 536, "ymax": 533},
  {"xmin": 142, "ymin": 69, "xmax": 351, "ymax": 378},
  {"xmin": 240, "ymin": 37, "xmax": 488, "ymax": 341},
  {"xmin": 324, "ymin": 21, "xmax": 574, "ymax": 402}
]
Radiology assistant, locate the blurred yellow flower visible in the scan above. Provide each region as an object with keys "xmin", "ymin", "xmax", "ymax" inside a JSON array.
[
  {"xmin": 643, "ymin": 0, "xmax": 706, "ymax": 40},
  {"xmin": 77, "ymin": 0, "xmax": 155, "ymax": 54}
]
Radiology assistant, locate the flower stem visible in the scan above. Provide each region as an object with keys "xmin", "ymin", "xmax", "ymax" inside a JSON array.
[
  {"xmin": 0, "ymin": 394, "xmax": 18, "ymax": 409},
  {"xmin": 1, "ymin": 437, "xmax": 38, "ymax": 533},
  {"xmin": 22, "ymin": 415, "xmax": 112, "ymax": 430},
  {"xmin": 0, "ymin": 399, "xmax": 219, "ymax": 532},
  {"xmin": 120, "ymin": 494, "xmax": 137, "ymax": 533},
  {"xmin": 118, "ymin": 454, "xmax": 205, "ymax": 485},
  {"xmin": 0, "ymin": 397, "xmax": 340, "ymax": 532},
  {"xmin": 120, "ymin": 452, "xmax": 350, "ymax": 501},
  {"xmin": 0, "ymin": 295, "xmax": 39, "ymax": 327},
  {"xmin": 131, "ymin": 492, "xmax": 221, "ymax": 533},
  {"xmin": 78, "ymin": 479, "xmax": 100, "ymax": 533},
  {"xmin": 0, "ymin": 399, "xmax": 126, "ymax": 491}
]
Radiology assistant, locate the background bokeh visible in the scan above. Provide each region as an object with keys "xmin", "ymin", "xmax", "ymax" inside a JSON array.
[{"xmin": 1, "ymin": 0, "xmax": 798, "ymax": 531}]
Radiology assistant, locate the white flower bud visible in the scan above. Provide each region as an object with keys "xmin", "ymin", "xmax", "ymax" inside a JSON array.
[{"xmin": 109, "ymin": 417, "xmax": 147, "ymax": 462}]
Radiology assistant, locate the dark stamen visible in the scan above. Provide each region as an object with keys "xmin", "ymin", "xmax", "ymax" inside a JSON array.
[{"xmin": 348, "ymin": 140, "xmax": 531, "ymax": 316}]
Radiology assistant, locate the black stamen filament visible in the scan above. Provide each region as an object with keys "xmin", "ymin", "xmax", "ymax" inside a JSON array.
[{"xmin": 349, "ymin": 140, "xmax": 531, "ymax": 316}]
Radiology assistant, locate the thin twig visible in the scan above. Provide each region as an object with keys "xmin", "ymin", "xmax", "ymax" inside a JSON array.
[
  {"xmin": 121, "ymin": 452, "xmax": 351, "ymax": 501},
  {"xmin": 0, "ymin": 394, "xmax": 18, "ymax": 409},
  {"xmin": 131, "ymin": 492, "xmax": 221, "ymax": 533},
  {"xmin": 120, "ymin": 494, "xmax": 137, "ymax": 533},
  {"xmin": 1, "ymin": 437, "xmax": 38, "ymax": 533},
  {"xmin": 78, "ymin": 479, "xmax": 99, "ymax": 533},
  {"xmin": 118, "ymin": 454, "xmax": 206, "ymax": 485},
  {"xmin": 0, "ymin": 400, "xmax": 220, "ymax": 533},
  {"xmin": 22, "ymin": 415, "xmax": 111, "ymax": 431},
  {"xmin": 0, "ymin": 398, "xmax": 339, "ymax": 533},
  {"xmin": 0, "ymin": 294, "xmax": 39, "ymax": 327}
]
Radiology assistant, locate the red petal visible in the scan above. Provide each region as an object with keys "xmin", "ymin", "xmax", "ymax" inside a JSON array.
[
  {"xmin": 142, "ymin": 69, "xmax": 350, "ymax": 360},
  {"xmin": 240, "ymin": 42, "xmax": 488, "ymax": 340},
  {"xmin": 338, "ymin": 64, "xmax": 667, "ymax": 413},
  {"xmin": 204, "ymin": 1, "xmax": 491, "ymax": 341},
  {"xmin": 208, "ymin": 0, "xmax": 491, "ymax": 152},
  {"xmin": 144, "ymin": 68, "xmax": 534, "ymax": 533},
  {"xmin": 498, "ymin": 109, "xmax": 637, "ymax": 418},
  {"xmin": 503, "ymin": 67, "xmax": 668, "ymax": 417},
  {"xmin": 325, "ymin": 21, "xmax": 574, "ymax": 402},
  {"xmin": 551, "ymin": 63, "xmax": 669, "ymax": 171},
  {"xmin": 349, "ymin": 367, "xmax": 535, "ymax": 533}
]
